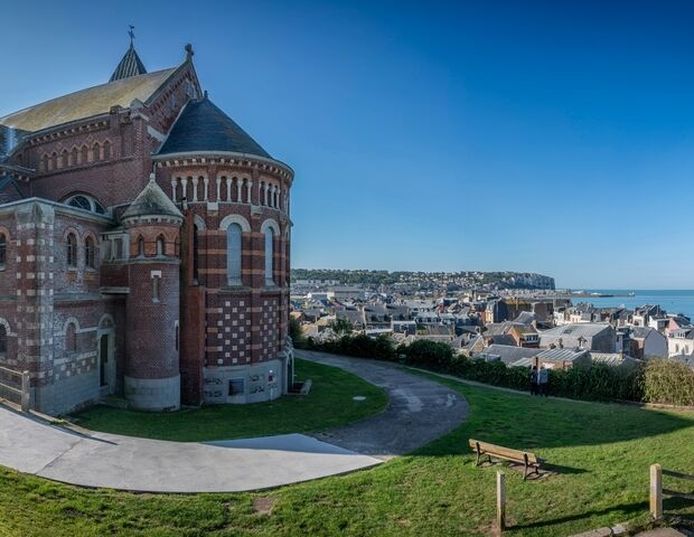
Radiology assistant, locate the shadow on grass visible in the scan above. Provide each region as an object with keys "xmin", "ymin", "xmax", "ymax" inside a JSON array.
[
  {"xmin": 410, "ymin": 369, "xmax": 694, "ymax": 453},
  {"xmin": 511, "ymin": 500, "xmax": 645, "ymax": 530},
  {"xmin": 300, "ymin": 352, "xmax": 694, "ymax": 452},
  {"xmin": 511, "ymin": 497, "xmax": 692, "ymax": 531},
  {"xmin": 476, "ymin": 460, "xmax": 587, "ymax": 477}
]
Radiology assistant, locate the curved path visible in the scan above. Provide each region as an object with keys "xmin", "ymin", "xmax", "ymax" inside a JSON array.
[
  {"xmin": 0, "ymin": 353, "xmax": 467, "ymax": 492},
  {"xmin": 300, "ymin": 351, "xmax": 469, "ymax": 459}
]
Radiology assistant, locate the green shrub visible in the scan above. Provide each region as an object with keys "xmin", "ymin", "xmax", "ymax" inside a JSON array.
[
  {"xmin": 308, "ymin": 333, "xmax": 396, "ymax": 362},
  {"xmin": 642, "ymin": 359, "xmax": 694, "ymax": 406},
  {"xmin": 397, "ymin": 340, "xmax": 454, "ymax": 370},
  {"xmin": 303, "ymin": 333, "xmax": 691, "ymax": 407},
  {"xmin": 289, "ymin": 317, "xmax": 306, "ymax": 348}
]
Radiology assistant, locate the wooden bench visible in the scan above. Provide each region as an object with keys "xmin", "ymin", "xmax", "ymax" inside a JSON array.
[{"xmin": 468, "ymin": 439, "xmax": 544, "ymax": 480}]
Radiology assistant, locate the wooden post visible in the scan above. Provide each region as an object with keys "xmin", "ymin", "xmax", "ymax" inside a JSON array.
[
  {"xmin": 650, "ymin": 464, "xmax": 662, "ymax": 520},
  {"xmin": 496, "ymin": 471, "xmax": 506, "ymax": 533},
  {"xmin": 20, "ymin": 371, "xmax": 30, "ymax": 412}
]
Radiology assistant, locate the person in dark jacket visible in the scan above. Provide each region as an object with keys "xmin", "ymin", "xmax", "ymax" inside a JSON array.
[
  {"xmin": 529, "ymin": 366, "xmax": 538, "ymax": 395},
  {"xmin": 537, "ymin": 365, "xmax": 549, "ymax": 397}
]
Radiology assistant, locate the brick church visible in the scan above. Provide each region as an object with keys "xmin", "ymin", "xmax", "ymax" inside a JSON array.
[{"xmin": 0, "ymin": 40, "xmax": 294, "ymax": 414}]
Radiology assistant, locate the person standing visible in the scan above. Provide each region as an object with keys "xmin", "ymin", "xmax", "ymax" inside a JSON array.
[
  {"xmin": 538, "ymin": 365, "xmax": 549, "ymax": 397},
  {"xmin": 529, "ymin": 366, "xmax": 538, "ymax": 395}
]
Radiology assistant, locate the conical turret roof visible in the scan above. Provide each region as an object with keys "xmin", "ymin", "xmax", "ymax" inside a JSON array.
[
  {"xmin": 122, "ymin": 175, "xmax": 183, "ymax": 220},
  {"xmin": 157, "ymin": 95, "xmax": 271, "ymax": 159}
]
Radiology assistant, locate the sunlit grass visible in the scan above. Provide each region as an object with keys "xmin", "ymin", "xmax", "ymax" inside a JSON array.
[{"xmin": 0, "ymin": 365, "xmax": 691, "ymax": 536}]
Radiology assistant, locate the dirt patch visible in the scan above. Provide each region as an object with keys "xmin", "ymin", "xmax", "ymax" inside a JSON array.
[{"xmin": 252, "ymin": 496, "xmax": 275, "ymax": 515}]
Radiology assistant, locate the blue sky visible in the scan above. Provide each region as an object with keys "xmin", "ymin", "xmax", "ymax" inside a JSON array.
[{"xmin": 3, "ymin": 0, "xmax": 694, "ymax": 289}]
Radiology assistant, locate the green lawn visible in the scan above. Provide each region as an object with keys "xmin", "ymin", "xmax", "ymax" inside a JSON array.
[
  {"xmin": 0, "ymin": 366, "xmax": 692, "ymax": 537},
  {"xmin": 69, "ymin": 359, "xmax": 388, "ymax": 442}
]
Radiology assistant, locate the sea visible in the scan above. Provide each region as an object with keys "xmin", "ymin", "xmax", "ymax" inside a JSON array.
[{"xmin": 573, "ymin": 290, "xmax": 694, "ymax": 320}]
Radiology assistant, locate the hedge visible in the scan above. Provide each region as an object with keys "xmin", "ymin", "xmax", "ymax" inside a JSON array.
[{"xmin": 300, "ymin": 335, "xmax": 694, "ymax": 407}]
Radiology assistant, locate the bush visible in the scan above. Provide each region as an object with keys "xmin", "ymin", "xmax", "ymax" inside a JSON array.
[
  {"xmin": 303, "ymin": 333, "xmax": 694, "ymax": 406},
  {"xmin": 289, "ymin": 317, "xmax": 306, "ymax": 348},
  {"xmin": 307, "ymin": 333, "xmax": 396, "ymax": 362},
  {"xmin": 642, "ymin": 359, "xmax": 694, "ymax": 406},
  {"xmin": 397, "ymin": 340, "xmax": 454, "ymax": 370}
]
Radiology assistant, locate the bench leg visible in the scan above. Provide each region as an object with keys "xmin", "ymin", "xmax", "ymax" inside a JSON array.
[{"xmin": 523, "ymin": 454, "xmax": 529, "ymax": 480}]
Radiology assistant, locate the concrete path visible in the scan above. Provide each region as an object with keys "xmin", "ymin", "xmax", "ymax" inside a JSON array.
[
  {"xmin": 0, "ymin": 352, "xmax": 468, "ymax": 491},
  {"xmin": 0, "ymin": 406, "xmax": 380, "ymax": 492},
  {"xmin": 299, "ymin": 351, "xmax": 469, "ymax": 459}
]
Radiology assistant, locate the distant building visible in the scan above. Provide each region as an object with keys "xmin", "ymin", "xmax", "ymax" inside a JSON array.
[
  {"xmin": 327, "ymin": 287, "xmax": 365, "ymax": 301},
  {"xmin": 538, "ymin": 323, "xmax": 616, "ymax": 353},
  {"xmin": 629, "ymin": 327, "xmax": 667, "ymax": 360}
]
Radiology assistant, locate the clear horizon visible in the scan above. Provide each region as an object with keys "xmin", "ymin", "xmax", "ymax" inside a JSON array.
[{"xmin": 4, "ymin": 0, "xmax": 694, "ymax": 289}]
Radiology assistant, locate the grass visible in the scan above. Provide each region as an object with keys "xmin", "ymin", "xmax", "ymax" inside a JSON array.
[
  {"xmin": 69, "ymin": 359, "xmax": 388, "ymax": 441},
  {"xmin": 0, "ymin": 365, "xmax": 692, "ymax": 536}
]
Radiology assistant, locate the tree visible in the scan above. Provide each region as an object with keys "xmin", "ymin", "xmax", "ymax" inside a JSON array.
[
  {"xmin": 329, "ymin": 318, "xmax": 353, "ymax": 336},
  {"xmin": 289, "ymin": 317, "xmax": 305, "ymax": 347}
]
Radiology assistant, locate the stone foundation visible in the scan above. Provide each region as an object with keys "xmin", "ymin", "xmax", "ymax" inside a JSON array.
[
  {"xmin": 203, "ymin": 358, "xmax": 284, "ymax": 404},
  {"xmin": 124, "ymin": 374, "xmax": 180, "ymax": 411}
]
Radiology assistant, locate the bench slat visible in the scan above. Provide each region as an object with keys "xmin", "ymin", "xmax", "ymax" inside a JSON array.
[{"xmin": 468, "ymin": 439, "xmax": 540, "ymax": 465}]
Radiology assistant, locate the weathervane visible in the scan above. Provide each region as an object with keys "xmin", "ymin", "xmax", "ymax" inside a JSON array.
[{"xmin": 128, "ymin": 25, "xmax": 135, "ymax": 45}]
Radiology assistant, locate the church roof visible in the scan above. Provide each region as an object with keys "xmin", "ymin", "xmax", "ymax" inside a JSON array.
[
  {"xmin": 110, "ymin": 44, "xmax": 148, "ymax": 82},
  {"xmin": 122, "ymin": 175, "xmax": 183, "ymax": 220},
  {"xmin": 0, "ymin": 68, "xmax": 176, "ymax": 133},
  {"xmin": 157, "ymin": 96, "xmax": 271, "ymax": 159}
]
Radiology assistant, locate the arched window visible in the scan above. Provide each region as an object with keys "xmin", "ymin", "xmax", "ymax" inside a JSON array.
[
  {"xmin": 41, "ymin": 154, "xmax": 48, "ymax": 172},
  {"xmin": 0, "ymin": 325, "xmax": 7, "ymax": 355},
  {"xmin": 103, "ymin": 140, "xmax": 111, "ymax": 160},
  {"xmin": 85, "ymin": 236, "xmax": 96, "ymax": 268},
  {"xmin": 65, "ymin": 323, "xmax": 77, "ymax": 353},
  {"xmin": 68, "ymin": 195, "xmax": 91, "ymax": 211},
  {"xmin": 0, "ymin": 233, "xmax": 6, "ymax": 267},
  {"xmin": 81, "ymin": 145, "xmax": 89, "ymax": 164},
  {"xmin": 71, "ymin": 147, "xmax": 78, "ymax": 166},
  {"xmin": 156, "ymin": 236, "xmax": 165, "ymax": 256},
  {"xmin": 137, "ymin": 236, "xmax": 145, "ymax": 257},
  {"xmin": 66, "ymin": 233, "xmax": 77, "ymax": 267},
  {"xmin": 92, "ymin": 142, "xmax": 100, "ymax": 162},
  {"xmin": 226, "ymin": 223, "xmax": 242, "ymax": 286},
  {"xmin": 264, "ymin": 226, "xmax": 274, "ymax": 285},
  {"xmin": 50, "ymin": 152, "xmax": 57, "ymax": 170},
  {"xmin": 61, "ymin": 150, "xmax": 69, "ymax": 169},
  {"xmin": 65, "ymin": 194, "xmax": 106, "ymax": 215}
]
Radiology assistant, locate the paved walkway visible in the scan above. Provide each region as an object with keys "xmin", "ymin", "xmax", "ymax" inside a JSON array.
[
  {"xmin": 299, "ymin": 351, "xmax": 469, "ymax": 458},
  {"xmin": 0, "ymin": 352, "xmax": 468, "ymax": 492},
  {"xmin": 0, "ymin": 406, "xmax": 381, "ymax": 492}
]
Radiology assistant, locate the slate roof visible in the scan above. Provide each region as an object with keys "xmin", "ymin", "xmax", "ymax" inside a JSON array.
[
  {"xmin": 539, "ymin": 323, "xmax": 612, "ymax": 338},
  {"xmin": 590, "ymin": 352, "xmax": 639, "ymax": 368},
  {"xmin": 157, "ymin": 96, "xmax": 271, "ymax": 159},
  {"xmin": 537, "ymin": 347, "xmax": 589, "ymax": 363},
  {"xmin": 478, "ymin": 344, "xmax": 539, "ymax": 365},
  {"xmin": 630, "ymin": 326, "xmax": 660, "ymax": 339},
  {"xmin": 514, "ymin": 311, "xmax": 536, "ymax": 325},
  {"xmin": 122, "ymin": 176, "xmax": 183, "ymax": 220},
  {"xmin": 0, "ymin": 68, "xmax": 176, "ymax": 133},
  {"xmin": 110, "ymin": 44, "xmax": 147, "ymax": 82}
]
